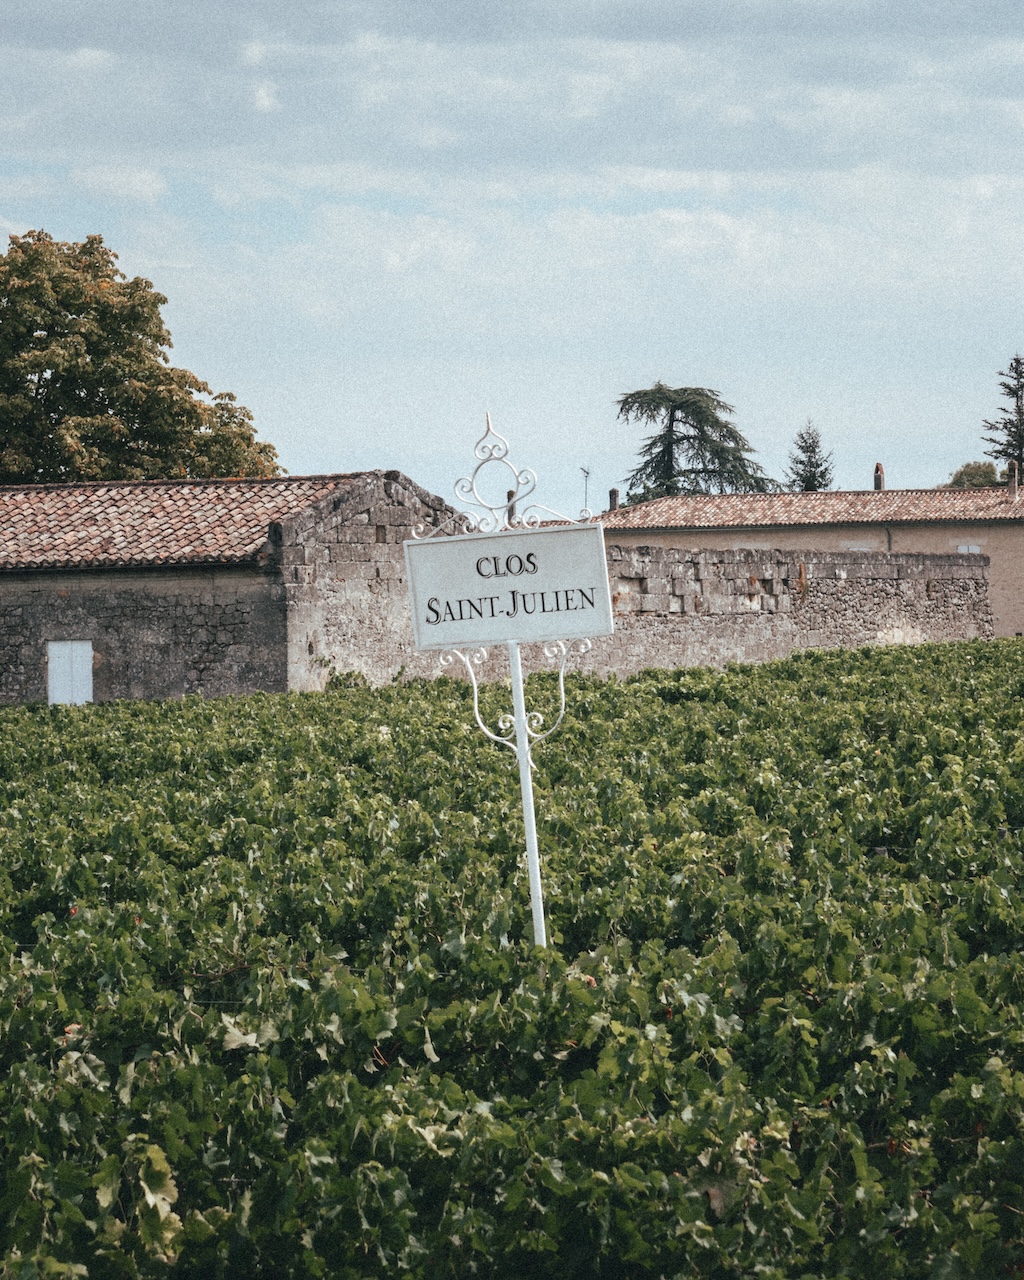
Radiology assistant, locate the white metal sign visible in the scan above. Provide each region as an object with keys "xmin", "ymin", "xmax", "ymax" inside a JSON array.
[
  {"xmin": 404, "ymin": 523, "xmax": 613, "ymax": 652},
  {"xmin": 404, "ymin": 415, "xmax": 615, "ymax": 948}
]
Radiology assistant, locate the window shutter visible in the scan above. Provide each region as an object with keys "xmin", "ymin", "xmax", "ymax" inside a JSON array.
[{"xmin": 47, "ymin": 640, "xmax": 94, "ymax": 705}]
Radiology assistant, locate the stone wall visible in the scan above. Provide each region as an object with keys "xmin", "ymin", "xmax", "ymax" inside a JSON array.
[
  {"xmin": 0, "ymin": 566, "xmax": 287, "ymax": 704},
  {"xmin": 606, "ymin": 520, "xmax": 1024, "ymax": 638},
  {"xmin": 279, "ymin": 470, "xmax": 452, "ymax": 688},
  {"xmin": 0, "ymin": 504, "xmax": 995, "ymax": 704},
  {"xmin": 571, "ymin": 546, "xmax": 992, "ymax": 678}
]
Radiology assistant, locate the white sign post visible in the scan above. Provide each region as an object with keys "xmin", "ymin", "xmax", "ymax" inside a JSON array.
[{"xmin": 404, "ymin": 417, "xmax": 614, "ymax": 947}]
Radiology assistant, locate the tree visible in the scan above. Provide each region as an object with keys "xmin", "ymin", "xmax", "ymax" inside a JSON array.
[
  {"xmin": 982, "ymin": 355, "xmax": 1024, "ymax": 478},
  {"xmin": 0, "ymin": 230, "xmax": 279, "ymax": 483},
  {"xmin": 784, "ymin": 419, "xmax": 833, "ymax": 491},
  {"xmin": 943, "ymin": 461, "xmax": 1000, "ymax": 489},
  {"xmin": 617, "ymin": 382, "xmax": 775, "ymax": 501}
]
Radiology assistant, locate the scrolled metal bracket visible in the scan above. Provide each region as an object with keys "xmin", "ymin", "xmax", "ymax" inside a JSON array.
[
  {"xmin": 529, "ymin": 637, "xmax": 593, "ymax": 746},
  {"xmin": 441, "ymin": 647, "xmax": 516, "ymax": 751},
  {"xmin": 412, "ymin": 413, "xmax": 594, "ymax": 538},
  {"xmin": 441, "ymin": 637, "xmax": 593, "ymax": 758}
]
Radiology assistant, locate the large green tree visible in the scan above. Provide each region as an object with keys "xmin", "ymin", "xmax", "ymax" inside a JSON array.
[
  {"xmin": 0, "ymin": 230, "xmax": 279, "ymax": 483},
  {"xmin": 618, "ymin": 382, "xmax": 774, "ymax": 501},
  {"xmin": 982, "ymin": 354, "xmax": 1024, "ymax": 477}
]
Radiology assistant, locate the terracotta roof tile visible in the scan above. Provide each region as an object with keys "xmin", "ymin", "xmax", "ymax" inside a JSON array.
[
  {"xmin": 0, "ymin": 474, "xmax": 362, "ymax": 571},
  {"xmin": 600, "ymin": 487, "xmax": 1024, "ymax": 530}
]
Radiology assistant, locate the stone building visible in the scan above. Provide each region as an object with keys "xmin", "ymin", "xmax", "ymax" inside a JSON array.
[
  {"xmin": 0, "ymin": 471, "xmax": 450, "ymax": 704},
  {"xmin": 0, "ymin": 472, "xmax": 999, "ymax": 705},
  {"xmin": 599, "ymin": 485, "xmax": 1024, "ymax": 637}
]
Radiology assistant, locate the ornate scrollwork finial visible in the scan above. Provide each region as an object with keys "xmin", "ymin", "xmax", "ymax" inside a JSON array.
[
  {"xmin": 451, "ymin": 413, "xmax": 538, "ymax": 533},
  {"xmin": 412, "ymin": 414, "xmax": 595, "ymax": 537}
]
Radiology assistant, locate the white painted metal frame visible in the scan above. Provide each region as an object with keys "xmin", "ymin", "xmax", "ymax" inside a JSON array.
[{"xmin": 413, "ymin": 416, "xmax": 598, "ymax": 947}]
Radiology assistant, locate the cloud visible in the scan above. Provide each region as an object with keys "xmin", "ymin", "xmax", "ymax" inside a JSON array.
[
  {"xmin": 6, "ymin": 2, "xmax": 1024, "ymax": 501},
  {"xmin": 3, "ymin": 0, "xmax": 1021, "ymax": 51},
  {"xmin": 0, "ymin": 175, "xmax": 56, "ymax": 199},
  {"xmin": 207, "ymin": 160, "xmax": 747, "ymax": 209},
  {"xmin": 196, "ymin": 155, "xmax": 1024, "ymax": 312},
  {"xmin": 63, "ymin": 46, "xmax": 115, "ymax": 68},
  {"xmin": 253, "ymin": 80, "xmax": 281, "ymax": 111},
  {"xmin": 0, "ymin": 216, "xmax": 36, "ymax": 238},
  {"xmin": 6, "ymin": 23, "xmax": 1024, "ymax": 180},
  {"xmin": 241, "ymin": 40, "xmax": 267, "ymax": 67},
  {"xmin": 72, "ymin": 165, "xmax": 167, "ymax": 203},
  {"xmin": 177, "ymin": 162, "xmax": 1024, "ymax": 367}
]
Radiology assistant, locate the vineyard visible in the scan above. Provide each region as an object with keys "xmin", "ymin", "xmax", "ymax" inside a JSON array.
[{"xmin": 2, "ymin": 641, "xmax": 1024, "ymax": 1277}]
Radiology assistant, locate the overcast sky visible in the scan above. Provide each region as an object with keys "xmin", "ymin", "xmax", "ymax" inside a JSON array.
[{"xmin": 3, "ymin": 1, "xmax": 1023, "ymax": 514}]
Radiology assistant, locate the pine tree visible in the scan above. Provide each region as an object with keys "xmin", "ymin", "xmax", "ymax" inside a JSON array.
[
  {"xmin": 982, "ymin": 355, "xmax": 1024, "ymax": 477},
  {"xmin": 618, "ymin": 383, "xmax": 774, "ymax": 502},
  {"xmin": 785, "ymin": 420, "xmax": 834, "ymax": 492}
]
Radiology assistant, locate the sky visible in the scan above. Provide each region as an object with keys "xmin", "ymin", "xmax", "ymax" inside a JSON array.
[{"xmin": 3, "ymin": 0, "xmax": 1024, "ymax": 517}]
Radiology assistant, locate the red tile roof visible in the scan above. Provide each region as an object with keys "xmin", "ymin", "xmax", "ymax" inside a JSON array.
[
  {"xmin": 601, "ymin": 487, "xmax": 1024, "ymax": 531},
  {"xmin": 0, "ymin": 475, "xmax": 361, "ymax": 571}
]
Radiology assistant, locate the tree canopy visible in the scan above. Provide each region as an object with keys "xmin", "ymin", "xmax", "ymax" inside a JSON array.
[
  {"xmin": 0, "ymin": 230, "xmax": 279, "ymax": 484},
  {"xmin": 784, "ymin": 419, "xmax": 834, "ymax": 492},
  {"xmin": 943, "ymin": 460, "xmax": 1000, "ymax": 489},
  {"xmin": 618, "ymin": 382, "xmax": 774, "ymax": 502},
  {"xmin": 982, "ymin": 355, "xmax": 1024, "ymax": 479}
]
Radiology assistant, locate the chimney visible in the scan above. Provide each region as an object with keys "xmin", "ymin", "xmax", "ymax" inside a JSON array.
[
  {"xmin": 506, "ymin": 488, "xmax": 517, "ymax": 523},
  {"xmin": 873, "ymin": 463, "xmax": 885, "ymax": 491},
  {"xmin": 1010, "ymin": 461, "xmax": 1019, "ymax": 502},
  {"xmin": 608, "ymin": 487, "xmax": 620, "ymax": 511}
]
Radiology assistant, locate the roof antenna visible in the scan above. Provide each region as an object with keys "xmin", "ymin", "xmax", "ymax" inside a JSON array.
[{"xmin": 580, "ymin": 466, "xmax": 591, "ymax": 512}]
